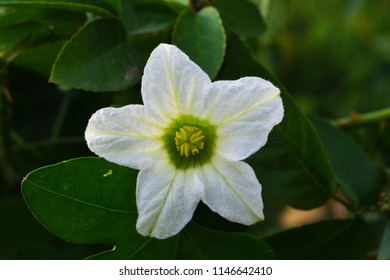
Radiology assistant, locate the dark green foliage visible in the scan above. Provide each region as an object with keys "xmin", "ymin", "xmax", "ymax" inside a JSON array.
[{"xmin": 0, "ymin": 0, "xmax": 389, "ymax": 260}]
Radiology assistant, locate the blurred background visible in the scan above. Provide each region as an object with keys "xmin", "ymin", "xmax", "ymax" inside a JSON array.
[{"xmin": 1, "ymin": 0, "xmax": 389, "ymax": 259}]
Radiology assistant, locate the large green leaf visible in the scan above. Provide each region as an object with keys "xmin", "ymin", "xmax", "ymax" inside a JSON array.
[
  {"xmin": 132, "ymin": 0, "xmax": 188, "ymax": 13},
  {"xmin": 22, "ymin": 157, "xmax": 148, "ymax": 259},
  {"xmin": 172, "ymin": 6, "xmax": 225, "ymax": 79},
  {"xmin": 0, "ymin": 6, "xmax": 84, "ymax": 29},
  {"xmin": 264, "ymin": 219, "xmax": 371, "ymax": 259},
  {"xmin": 0, "ymin": 23, "xmax": 49, "ymax": 54},
  {"xmin": 312, "ymin": 117, "xmax": 386, "ymax": 206},
  {"xmin": 14, "ymin": 42, "xmax": 76, "ymax": 78},
  {"xmin": 22, "ymin": 157, "xmax": 274, "ymax": 259},
  {"xmin": 0, "ymin": 0, "xmax": 115, "ymax": 15},
  {"xmin": 213, "ymin": 0, "xmax": 265, "ymax": 36},
  {"xmin": 0, "ymin": 195, "xmax": 99, "ymax": 259},
  {"xmin": 50, "ymin": 17, "xmax": 141, "ymax": 92},
  {"xmin": 0, "ymin": 7, "xmax": 42, "ymax": 28},
  {"xmin": 89, "ymin": 222, "xmax": 274, "ymax": 260},
  {"xmin": 248, "ymin": 131, "xmax": 331, "ymax": 209},
  {"xmin": 0, "ymin": 9, "xmax": 83, "ymax": 64},
  {"xmin": 126, "ymin": 1, "xmax": 176, "ymax": 35},
  {"xmin": 176, "ymin": 223, "xmax": 273, "ymax": 260},
  {"xmin": 220, "ymin": 36, "xmax": 336, "ymax": 209},
  {"xmin": 130, "ymin": 11, "xmax": 175, "ymax": 35}
]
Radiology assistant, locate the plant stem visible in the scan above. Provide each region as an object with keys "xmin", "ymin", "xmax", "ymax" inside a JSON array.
[
  {"xmin": 0, "ymin": 81, "xmax": 17, "ymax": 187},
  {"xmin": 50, "ymin": 92, "xmax": 72, "ymax": 140},
  {"xmin": 331, "ymin": 193, "xmax": 355, "ymax": 212},
  {"xmin": 334, "ymin": 107, "xmax": 390, "ymax": 128},
  {"xmin": 12, "ymin": 135, "xmax": 84, "ymax": 151}
]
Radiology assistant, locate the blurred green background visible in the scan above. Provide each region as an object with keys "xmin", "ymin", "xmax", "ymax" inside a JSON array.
[{"xmin": 1, "ymin": 0, "xmax": 390, "ymax": 259}]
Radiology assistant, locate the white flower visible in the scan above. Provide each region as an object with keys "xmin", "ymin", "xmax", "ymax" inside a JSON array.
[{"xmin": 85, "ymin": 43, "xmax": 284, "ymax": 239}]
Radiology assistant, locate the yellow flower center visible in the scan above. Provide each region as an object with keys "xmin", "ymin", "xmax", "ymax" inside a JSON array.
[
  {"xmin": 175, "ymin": 126, "xmax": 205, "ymax": 157},
  {"xmin": 163, "ymin": 115, "xmax": 216, "ymax": 169}
]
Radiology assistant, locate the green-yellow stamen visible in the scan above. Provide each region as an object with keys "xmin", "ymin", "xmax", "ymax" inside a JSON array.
[
  {"xmin": 175, "ymin": 126, "xmax": 205, "ymax": 157},
  {"xmin": 162, "ymin": 115, "xmax": 216, "ymax": 170}
]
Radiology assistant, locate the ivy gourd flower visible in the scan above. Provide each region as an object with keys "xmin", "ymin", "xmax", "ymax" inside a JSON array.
[{"xmin": 85, "ymin": 44, "xmax": 284, "ymax": 239}]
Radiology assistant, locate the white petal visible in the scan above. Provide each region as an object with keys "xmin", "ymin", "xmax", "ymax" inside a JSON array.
[
  {"xmin": 201, "ymin": 155, "xmax": 264, "ymax": 225},
  {"xmin": 204, "ymin": 77, "xmax": 283, "ymax": 160},
  {"xmin": 85, "ymin": 105, "xmax": 167, "ymax": 170},
  {"xmin": 136, "ymin": 162, "xmax": 203, "ymax": 239},
  {"xmin": 141, "ymin": 43, "xmax": 211, "ymax": 122}
]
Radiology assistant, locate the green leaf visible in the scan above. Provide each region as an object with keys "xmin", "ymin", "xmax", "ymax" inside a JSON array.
[
  {"xmin": 21, "ymin": 157, "xmax": 175, "ymax": 260},
  {"xmin": 258, "ymin": 0, "xmax": 290, "ymax": 43},
  {"xmin": 312, "ymin": 117, "xmax": 386, "ymax": 206},
  {"xmin": 33, "ymin": 9, "xmax": 86, "ymax": 37},
  {"xmin": 119, "ymin": 0, "xmax": 134, "ymax": 32},
  {"xmin": 14, "ymin": 40, "xmax": 67, "ymax": 77},
  {"xmin": 220, "ymin": 36, "xmax": 336, "ymax": 209},
  {"xmin": 0, "ymin": 7, "xmax": 42, "ymax": 28},
  {"xmin": 22, "ymin": 157, "xmax": 272, "ymax": 259},
  {"xmin": 132, "ymin": 0, "xmax": 188, "ymax": 13},
  {"xmin": 0, "ymin": 6, "xmax": 86, "ymax": 29},
  {"xmin": 130, "ymin": 11, "xmax": 175, "ymax": 35},
  {"xmin": 0, "ymin": 9, "xmax": 83, "ymax": 63},
  {"xmin": 213, "ymin": 0, "xmax": 265, "ymax": 36},
  {"xmin": 21, "ymin": 157, "xmax": 146, "ymax": 259},
  {"xmin": 164, "ymin": 0, "xmax": 188, "ymax": 13},
  {"xmin": 263, "ymin": 219, "xmax": 371, "ymax": 259},
  {"xmin": 0, "ymin": 0, "xmax": 116, "ymax": 15},
  {"xmin": 50, "ymin": 17, "xmax": 142, "ymax": 92},
  {"xmin": 378, "ymin": 220, "xmax": 390, "ymax": 260},
  {"xmin": 248, "ymin": 131, "xmax": 330, "ymax": 209},
  {"xmin": 0, "ymin": 195, "xmax": 99, "ymax": 259},
  {"xmin": 90, "ymin": 222, "xmax": 273, "ymax": 260},
  {"xmin": 123, "ymin": 1, "xmax": 177, "ymax": 35},
  {"xmin": 176, "ymin": 223, "xmax": 274, "ymax": 260},
  {"xmin": 0, "ymin": 23, "xmax": 49, "ymax": 54},
  {"xmin": 172, "ymin": 6, "xmax": 225, "ymax": 79}
]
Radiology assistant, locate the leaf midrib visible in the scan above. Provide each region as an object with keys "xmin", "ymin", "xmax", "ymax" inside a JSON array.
[{"xmin": 25, "ymin": 179, "xmax": 136, "ymax": 214}]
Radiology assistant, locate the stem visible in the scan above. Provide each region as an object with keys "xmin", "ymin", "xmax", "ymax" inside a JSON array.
[
  {"xmin": 12, "ymin": 136, "xmax": 84, "ymax": 151},
  {"xmin": 50, "ymin": 92, "xmax": 72, "ymax": 140},
  {"xmin": 331, "ymin": 194, "xmax": 355, "ymax": 212},
  {"xmin": 334, "ymin": 107, "xmax": 390, "ymax": 128},
  {"xmin": 0, "ymin": 81, "xmax": 17, "ymax": 187}
]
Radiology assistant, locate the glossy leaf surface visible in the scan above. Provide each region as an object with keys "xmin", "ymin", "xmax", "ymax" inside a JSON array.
[
  {"xmin": 172, "ymin": 7, "xmax": 225, "ymax": 79},
  {"xmin": 50, "ymin": 17, "xmax": 141, "ymax": 92},
  {"xmin": 312, "ymin": 117, "xmax": 386, "ymax": 206},
  {"xmin": 213, "ymin": 0, "xmax": 265, "ymax": 36},
  {"xmin": 0, "ymin": 0, "xmax": 116, "ymax": 15},
  {"xmin": 22, "ymin": 157, "xmax": 274, "ymax": 259}
]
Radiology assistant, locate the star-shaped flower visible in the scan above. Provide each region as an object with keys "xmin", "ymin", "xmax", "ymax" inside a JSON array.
[{"xmin": 85, "ymin": 43, "xmax": 284, "ymax": 239}]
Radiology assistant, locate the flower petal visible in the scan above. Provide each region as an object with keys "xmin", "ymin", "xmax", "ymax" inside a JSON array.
[
  {"xmin": 203, "ymin": 77, "xmax": 283, "ymax": 160},
  {"xmin": 85, "ymin": 105, "xmax": 166, "ymax": 170},
  {"xmin": 201, "ymin": 155, "xmax": 264, "ymax": 225},
  {"xmin": 136, "ymin": 161, "xmax": 203, "ymax": 239},
  {"xmin": 141, "ymin": 43, "xmax": 211, "ymax": 122}
]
